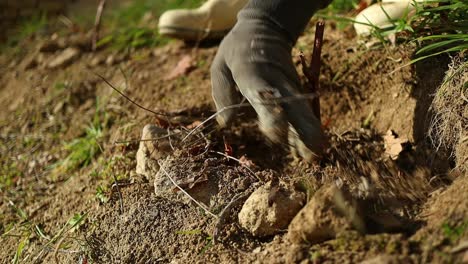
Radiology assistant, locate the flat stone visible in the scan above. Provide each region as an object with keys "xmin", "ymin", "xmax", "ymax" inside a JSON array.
[
  {"xmin": 47, "ymin": 47, "xmax": 81, "ymax": 69},
  {"xmin": 239, "ymin": 182, "xmax": 305, "ymax": 237}
]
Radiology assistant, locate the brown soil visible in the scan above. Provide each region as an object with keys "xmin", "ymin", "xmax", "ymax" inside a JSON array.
[{"xmin": 0, "ymin": 14, "xmax": 467, "ymax": 264}]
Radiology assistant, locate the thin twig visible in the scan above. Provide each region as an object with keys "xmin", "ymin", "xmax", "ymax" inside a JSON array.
[
  {"xmin": 94, "ymin": 72, "xmax": 171, "ymax": 117},
  {"xmin": 113, "ymin": 131, "xmax": 184, "ymax": 144},
  {"xmin": 158, "ymin": 159, "xmax": 218, "ymax": 219},
  {"xmin": 167, "ymin": 127, "xmax": 175, "ymax": 150},
  {"xmin": 111, "ymin": 172, "xmax": 124, "ymax": 214},
  {"xmin": 213, "ymin": 191, "xmax": 252, "ymax": 243},
  {"xmin": 92, "ymin": 0, "xmax": 107, "ymax": 51},
  {"xmin": 53, "ymin": 235, "xmax": 67, "ymax": 264}
]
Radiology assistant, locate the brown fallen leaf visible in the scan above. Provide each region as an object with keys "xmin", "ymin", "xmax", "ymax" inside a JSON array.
[
  {"xmin": 186, "ymin": 120, "xmax": 202, "ymax": 130},
  {"xmin": 165, "ymin": 55, "xmax": 194, "ymax": 80},
  {"xmin": 176, "ymin": 174, "xmax": 209, "ymax": 190},
  {"xmin": 239, "ymin": 155, "xmax": 255, "ymax": 168},
  {"xmin": 383, "ymin": 130, "xmax": 409, "ymax": 160}
]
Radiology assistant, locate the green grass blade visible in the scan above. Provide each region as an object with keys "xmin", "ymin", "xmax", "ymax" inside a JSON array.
[
  {"xmin": 13, "ymin": 235, "xmax": 29, "ymax": 264},
  {"xmin": 411, "ymin": 44, "xmax": 468, "ymax": 64},
  {"xmin": 416, "ymin": 39, "xmax": 465, "ymax": 54},
  {"xmin": 418, "ymin": 34, "xmax": 468, "ymax": 41}
]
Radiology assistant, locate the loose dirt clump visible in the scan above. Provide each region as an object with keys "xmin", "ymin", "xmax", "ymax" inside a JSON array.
[{"xmin": 288, "ymin": 184, "xmax": 364, "ymax": 245}]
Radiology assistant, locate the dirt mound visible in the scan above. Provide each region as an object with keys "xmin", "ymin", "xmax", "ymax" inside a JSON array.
[{"xmin": 90, "ymin": 184, "xmax": 211, "ymax": 263}]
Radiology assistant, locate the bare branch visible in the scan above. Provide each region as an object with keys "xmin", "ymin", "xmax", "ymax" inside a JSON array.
[
  {"xmin": 92, "ymin": 0, "xmax": 107, "ymax": 51},
  {"xmin": 94, "ymin": 72, "xmax": 171, "ymax": 117},
  {"xmin": 301, "ymin": 20, "xmax": 325, "ymax": 122}
]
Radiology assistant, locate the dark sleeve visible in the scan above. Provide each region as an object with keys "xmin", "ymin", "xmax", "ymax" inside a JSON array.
[{"xmin": 238, "ymin": 0, "xmax": 330, "ymax": 43}]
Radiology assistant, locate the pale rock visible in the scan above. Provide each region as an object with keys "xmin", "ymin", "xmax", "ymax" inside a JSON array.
[
  {"xmin": 135, "ymin": 124, "xmax": 173, "ymax": 179},
  {"xmin": 48, "ymin": 47, "xmax": 81, "ymax": 69},
  {"xmin": 238, "ymin": 182, "xmax": 305, "ymax": 237},
  {"xmin": 105, "ymin": 54, "xmax": 116, "ymax": 66},
  {"xmin": 361, "ymin": 254, "xmax": 400, "ymax": 264},
  {"xmin": 89, "ymin": 56, "xmax": 104, "ymax": 67}
]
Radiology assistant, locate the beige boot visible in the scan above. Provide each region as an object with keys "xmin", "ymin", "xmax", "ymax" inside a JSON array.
[
  {"xmin": 158, "ymin": 0, "xmax": 248, "ymax": 40},
  {"xmin": 354, "ymin": 0, "xmax": 422, "ymax": 36}
]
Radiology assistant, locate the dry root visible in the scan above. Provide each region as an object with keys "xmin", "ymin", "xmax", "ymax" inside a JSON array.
[{"xmin": 428, "ymin": 54, "xmax": 468, "ymax": 173}]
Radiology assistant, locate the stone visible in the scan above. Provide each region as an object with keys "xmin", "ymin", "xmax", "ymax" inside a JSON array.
[
  {"xmin": 89, "ymin": 56, "xmax": 104, "ymax": 67},
  {"xmin": 287, "ymin": 184, "xmax": 365, "ymax": 245},
  {"xmin": 361, "ymin": 255, "xmax": 401, "ymax": 264},
  {"xmin": 238, "ymin": 182, "xmax": 306, "ymax": 237},
  {"xmin": 47, "ymin": 47, "xmax": 81, "ymax": 69},
  {"xmin": 105, "ymin": 54, "xmax": 116, "ymax": 66},
  {"xmin": 105, "ymin": 52, "xmax": 128, "ymax": 66},
  {"xmin": 135, "ymin": 124, "xmax": 173, "ymax": 179}
]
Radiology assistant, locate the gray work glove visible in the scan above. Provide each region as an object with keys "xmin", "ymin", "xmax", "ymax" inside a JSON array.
[{"xmin": 210, "ymin": 0, "xmax": 331, "ymax": 162}]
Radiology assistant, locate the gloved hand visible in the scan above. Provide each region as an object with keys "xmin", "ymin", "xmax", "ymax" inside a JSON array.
[{"xmin": 210, "ymin": 0, "xmax": 331, "ymax": 162}]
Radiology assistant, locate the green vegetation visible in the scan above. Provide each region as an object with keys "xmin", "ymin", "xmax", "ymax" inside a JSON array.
[
  {"xmin": 309, "ymin": 250, "xmax": 322, "ymax": 262},
  {"xmin": 441, "ymin": 221, "xmax": 467, "ymax": 243},
  {"xmin": 31, "ymin": 213, "xmax": 88, "ymax": 262},
  {"xmin": 175, "ymin": 229, "xmax": 213, "ymax": 254},
  {"xmin": 409, "ymin": 0, "xmax": 468, "ymax": 63},
  {"xmin": 327, "ymin": 0, "xmax": 360, "ymax": 13},
  {"xmin": 54, "ymin": 100, "xmax": 107, "ymax": 173},
  {"xmin": 59, "ymin": 122, "xmax": 103, "ymax": 172},
  {"xmin": 321, "ymin": 0, "xmax": 468, "ymax": 63},
  {"xmin": 1, "ymin": 13, "xmax": 48, "ymax": 51},
  {"xmin": 95, "ymin": 185, "xmax": 109, "ymax": 203},
  {"xmin": 2, "ymin": 0, "xmax": 206, "ymax": 52},
  {"xmin": 97, "ymin": 0, "xmax": 205, "ymax": 50},
  {"xmin": 0, "ymin": 162, "xmax": 22, "ymax": 189},
  {"xmin": 2, "ymin": 201, "xmax": 43, "ymax": 264}
]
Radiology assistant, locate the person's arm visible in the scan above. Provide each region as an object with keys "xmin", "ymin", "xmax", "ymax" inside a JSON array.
[{"xmin": 211, "ymin": 0, "xmax": 332, "ymax": 162}]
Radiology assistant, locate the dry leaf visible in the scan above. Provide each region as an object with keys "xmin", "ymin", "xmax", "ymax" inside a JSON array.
[
  {"xmin": 174, "ymin": 172, "xmax": 208, "ymax": 191},
  {"xmin": 383, "ymin": 130, "xmax": 408, "ymax": 160},
  {"xmin": 239, "ymin": 155, "xmax": 255, "ymax": 168},
  {"xmin": 186, "ymin": 120, "xmax": 202, "ymax": 130},
  {"xmin": 165, "ymin": 55, "xmax": 194, "ymax": 80}
]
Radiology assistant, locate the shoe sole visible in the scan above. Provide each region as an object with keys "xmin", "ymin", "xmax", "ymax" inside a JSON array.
[{"xmin": 159, "ymin": 26, "xmax": 230, "ymax": 41}]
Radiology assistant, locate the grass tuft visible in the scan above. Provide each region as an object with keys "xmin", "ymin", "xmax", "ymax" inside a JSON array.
[
  {"xmin": 320, "ymin": 0, "xmax": 467, "ymax": 63},
  {"xmin": 97, "ymin": 0, "xmax": 205, "ymax": 50},
  {"xmin": 53, "ymin": 100, "xmax": 107, "ymax": 174},
  {"xmin": 62, "ymin": 123, "xmax": 103, "ymax": 172},
  {"xmin": 2, "ymin": 13, "xmax": 49, "ymax": 51}
]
